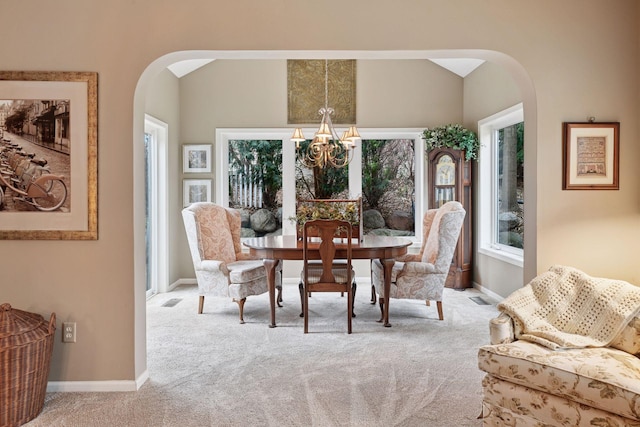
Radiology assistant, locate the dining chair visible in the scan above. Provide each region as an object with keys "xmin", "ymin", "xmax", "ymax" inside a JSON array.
[
  {"xmin": 371, "ymin": 201, "xmax": 465, "ymax": 321},
  {"xmin": 296, "ymin": 198, "xmax": 362, "ymax": 318},
  {"xmin": 301, "ymin": 219, "xmax": 355, "ymax": 334},
  {"xmin": 181, "ymin": 202, "xmax": 282, "ymax": 323}
]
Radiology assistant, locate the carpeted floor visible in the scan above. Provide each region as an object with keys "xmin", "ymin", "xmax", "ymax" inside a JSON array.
[{"xmin": 26, "ymin": 282, "xmax": 499, "ymax": 427}]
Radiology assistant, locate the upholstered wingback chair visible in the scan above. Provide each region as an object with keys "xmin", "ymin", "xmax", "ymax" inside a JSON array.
[
  {"xmin": 371, "ymin": 201, "xmax": 465, "ymax": 320},
  {"xmin": 182, "ymin": 202, "xmax": 281, "ymax": 323}
]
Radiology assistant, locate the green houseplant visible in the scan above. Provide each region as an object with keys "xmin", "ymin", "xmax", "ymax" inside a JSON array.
[{"xmin": 422, "ymin": 124, "xmax": 480, "ymax": 161}]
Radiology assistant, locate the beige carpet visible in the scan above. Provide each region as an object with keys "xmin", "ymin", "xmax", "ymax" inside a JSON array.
[{"xmin": 26, "ymin": 282, "xmax": 499, "ymax": 427}]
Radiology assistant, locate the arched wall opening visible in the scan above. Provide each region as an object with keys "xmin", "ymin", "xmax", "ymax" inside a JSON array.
[{"xmin": 132, "ymin": 49, "xmax": 537, "ymax": 382}]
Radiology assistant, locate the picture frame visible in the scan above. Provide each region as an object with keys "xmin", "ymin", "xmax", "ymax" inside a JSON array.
[
  {"xmin": 287, "ymin": 60, "xmax": 356, "ymax": 125},
  {"xmin": 183, "ymin": 179, "xmax": 212, "ymax": 207},
  {"xmin": 0, "ymin": 71, "xmax": 98, "ymax": 240},
  {"xmin": 562, "ymin": 122, "xmax": 619, "ymax": 190},
  {"xmin": 183, "ymin": 144, "xmax": 212, "ymax": 173}
]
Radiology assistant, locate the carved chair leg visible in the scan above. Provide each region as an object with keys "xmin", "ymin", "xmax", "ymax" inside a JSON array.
[
  {"xmin": 303, "ymin": 284, "xmax": 310, "ymax": 334},
  {"xmin": 277, "ymin": 285, "xmax": 283, "ymax": 308},
  {"xmin": 377, "ymin": 298, "xmax": 384, "ymax": 323},
  {"xmin": 436, "ymin": 301, "xmax": 444, "ymax": 321},
  {"xmin": 370, "ymin": 285, "xmax": 377, "ymax": 305},
  {"xmin": 352, "ymin": 281, "xmax": 357, "ymax": 318},
  {"xmin": 235, "ymin": 298, "xmax": 247, "ymax": 324},
  {"xmin": 198, "ymin": 295, "xmax": 205, "ymax": 314},
  {"xmin": 347, "ymin": 287, "xmax": 353, "ymax": 334},
  {"xmin": 298, "ymin": 281, "xmax": 304, "ymax": 317}
]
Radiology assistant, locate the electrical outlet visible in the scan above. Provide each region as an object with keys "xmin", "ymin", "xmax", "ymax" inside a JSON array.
[{"xmin": 62, "ymin": 322, "xmax": 76, "ymax": 343}]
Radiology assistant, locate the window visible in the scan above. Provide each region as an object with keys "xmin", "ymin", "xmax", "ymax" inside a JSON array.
[
  {"xmin": 228, "ymin": 139, "xmax": 283, "ymax": 236},
  {"xmin": 478, "ymin": 104, "xmax": 524, "ymax": 265},
  {"xmin": 144, "ymin": 115, "xmax": 168, "ymax": 297},
  {"xmin": 361, "ymin": 139, "xmax": 415, "ymax": 235},
  {"xmin": 216, "ymin": 129, "xmax": 424, "ymax": 241}
]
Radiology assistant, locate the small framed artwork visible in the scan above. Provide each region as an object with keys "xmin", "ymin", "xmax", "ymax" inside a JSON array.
[
  {"xmin": 183, "ymin": 179, "xmax": 212, "ymax": 207},
  {"xmin": 562, "ymin": 122, "xmax": 619, "ymax": 190},
  {"xmin": 183, "ymin": 144, "xmax": 212, "ymax": 173}
]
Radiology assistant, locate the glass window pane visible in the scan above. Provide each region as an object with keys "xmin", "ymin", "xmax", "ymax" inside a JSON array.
[
  {"xmin": 228, "ymin": 140, "xmax": 283, "ymax": 236},
  {"xmin": 295, "ymin": 139, "xmax": 349, "ymax": 200},
  {"xmin": 496, "ymin": 122, "xmax": 524, "ymax": 249},
  {"xmin": 361, "ymin": 139, "xmax": 415, "ymax": 236}
]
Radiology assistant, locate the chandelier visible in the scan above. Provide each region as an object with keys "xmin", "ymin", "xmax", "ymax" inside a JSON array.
[{"xmin": 291, "ymin": 59, "xmax": 360, "ymax": 169}]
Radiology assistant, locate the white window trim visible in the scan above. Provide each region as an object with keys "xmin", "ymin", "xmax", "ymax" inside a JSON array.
[
  {"xmin": 215, "ymin": 128, "xmax": 425, "ymax": 244},
  {"xmin": 144, "ymin": 114, "xmax": 169, "ymax": 296},
  {"xmin": 478, "ymin": 103, "xmax": 524, "ymax": 267}
]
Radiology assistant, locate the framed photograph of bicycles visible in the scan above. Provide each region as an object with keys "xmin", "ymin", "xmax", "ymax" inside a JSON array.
[
  {"xmin": 183, "ymin": 179, "xmax": 212, "ymax": 207},
  {"xmin": 183, "ymin": 144, "xmax": 212, "ymax": 173},
  {"xmin": 562, "ymin": 121, "xmax": 619, "ymax": 190},
  {"xmin": 0, "ymin": 71, "xmax": 98, "ymax": 240}
]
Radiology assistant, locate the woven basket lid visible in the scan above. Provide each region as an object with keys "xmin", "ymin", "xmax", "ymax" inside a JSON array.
[{"xmin": 0, "ymin": 303, "xmax": 56, "ymax": 348}]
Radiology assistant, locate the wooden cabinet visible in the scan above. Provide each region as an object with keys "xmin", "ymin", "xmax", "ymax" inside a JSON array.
[{"xmin": 427, "ymin": 148, "xmax": 472, "ymax": 289}]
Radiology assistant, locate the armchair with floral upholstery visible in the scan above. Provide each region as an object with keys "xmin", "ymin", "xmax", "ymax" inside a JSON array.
[
  {"xmin": 478, "ymin": 265, "xmax": 640, "ymax": 426},
  {"xmin": 181, "ymin": 202, "xmax": 281, "ymax": 323},
  {"xmin": 371, "ymin": 200, "xmax": 465, "ymax": 321}
]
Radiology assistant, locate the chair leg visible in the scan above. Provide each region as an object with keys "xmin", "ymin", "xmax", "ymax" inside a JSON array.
[
  {"xmin": 298, "ymin": 281, "xmax": 304, "ymax": 317},
  {"xmin": 370, "ymin": 285, "xmax": 377, "ymax": 304},
  {"xmin": 303, "ymin": 285, "xmax": 310, "ymax": 333},
  {"xmin": 277, "ymin": 285, "xmax": 283, "ymax": 308},
  {"xmin": 377, "ymin": 298, "xmax": 384, "ymax": 323},
  {"xmin": 436, "ymin": 301, "xmax": 444, "ymax": 320},
  {"xmin": 352, "ymin": 281, "xmax": 357, "ymax": 318},
  {"xmin": 198, "ymin": 295, "xmax": 205, "ymax": 314},
  {"xmin": 347, "ymin": 287, "xmax": 353, "ymax": 334},
  {"xmin": 235, "ymin": 298, "xmax": 247, "ymax": 324}
]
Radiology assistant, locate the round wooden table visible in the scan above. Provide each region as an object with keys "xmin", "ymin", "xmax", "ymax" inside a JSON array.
[{"xmin": 244, "ymin": 234, "xmax": 412, "ymax": 328}]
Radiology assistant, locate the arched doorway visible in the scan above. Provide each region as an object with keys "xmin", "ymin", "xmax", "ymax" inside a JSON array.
[{"xmin": 132, "ymin": 50, "xmax": 537, "ymax": 383}]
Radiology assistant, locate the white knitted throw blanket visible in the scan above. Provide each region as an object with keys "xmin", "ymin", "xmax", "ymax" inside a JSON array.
[{"xmin": 498, "ymin": 265, "xmax": 640, "ymax": 350}]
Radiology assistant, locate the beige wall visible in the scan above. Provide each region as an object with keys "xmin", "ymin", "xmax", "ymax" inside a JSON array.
[
  {"xmin": 174, "ymin": 59, "xmax": 464, "ymax": 281},
  {"xmin": 464, "ymin": 61, "xmax": 524, "ymax": 296},
  {"xmin": 145, "ymin": 69, "xmax": 181, "ymax": 284},
  {"xmin": 0, "ymin": 0, "xmax": 638, "ymax": 385}
]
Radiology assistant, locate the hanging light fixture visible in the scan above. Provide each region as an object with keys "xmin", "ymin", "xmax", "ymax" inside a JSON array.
[{"xmin": 291, "ymin": 59, "xmax": 360, "ymax": 169}]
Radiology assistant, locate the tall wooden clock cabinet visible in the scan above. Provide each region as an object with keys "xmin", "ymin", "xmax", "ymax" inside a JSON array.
[{"xmin": 427, "ymin": 148, "xmax": 472, "ymax": 289}]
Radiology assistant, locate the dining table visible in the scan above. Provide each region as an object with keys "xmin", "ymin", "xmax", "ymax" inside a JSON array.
[{"xmin": 243, "ymin": 234, "xmax": 412, "ymax": 328}]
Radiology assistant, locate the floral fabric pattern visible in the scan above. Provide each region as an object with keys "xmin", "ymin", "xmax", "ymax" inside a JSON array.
[
  {"xmin": 371, "ymin": 201, "xmax": 465, "ymax": 304},
  {"xmin": 479, "ymin": 312, "xmax": 640, "ymax": 426},
  {"xmin": 193, "ymin": 203, "xmax": 237, "ymax": 264},
  {"xmin": 481, "ymin": 375, "xmax": 640, "ymax": 427},
  {"xmin": 182, "ymin": 202, "xmax": 275, "ymax": 311}
]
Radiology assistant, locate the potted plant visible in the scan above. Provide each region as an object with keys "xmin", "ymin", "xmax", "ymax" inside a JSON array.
[
  {"xmin": 422, "ymin": 124, "xmax": 480, "ymax": 161},
  {"xmin": 292, "ymin": 199, "xmax": 361, "ymax": 240}
]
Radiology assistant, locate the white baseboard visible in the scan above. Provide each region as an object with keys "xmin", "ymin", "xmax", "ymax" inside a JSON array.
[
  {"xmin": 47, "ymin": 380, "xmax": 137, "ymax": 393},
  {"xmin": 473, "ymin": 282, "xmax": 504, "ymax": 303},
  {"xmin": 169, "ymin": 278, "xmax": 197, "ymax": 291},
  {"xmin": 47, "ymin": 370, "xmax": 149, "ymax": 393}
]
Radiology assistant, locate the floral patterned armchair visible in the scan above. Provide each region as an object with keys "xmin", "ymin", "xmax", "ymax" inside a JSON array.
[
  {"xmin": 371, "ymin": 201, "xmax": 465, "ymax": 321},
  {"xmin": 478, "ymin": 299, "xmax": 640, "ymax": 426},
  {"xmin": 182, "ymin": 202, "xmax": 281, "ymax": 323}
]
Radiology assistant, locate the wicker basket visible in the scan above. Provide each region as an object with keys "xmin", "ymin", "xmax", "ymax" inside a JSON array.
[{"xmin": 0, "ymin": 303, "xmax": 56, "ymax": 427}]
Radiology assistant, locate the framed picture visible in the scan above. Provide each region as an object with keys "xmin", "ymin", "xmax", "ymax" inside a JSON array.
[
  {"xmin": 287, "ymin": 60, "xmax": 356, "ymax": 124},
  {"xmin": 183, "ymin": 179, "xmax": 212, "ymax": 207},
  {"xmin": 562, "ymin": 122, "xmax": 619, "ymax": 190},
  {"xmin": 183, "ymin": 144, "xmax": 212, "ymax": 173},
  {"xmin": 0, "ymin": 71, "xmax": 98, "ymax": 240}
]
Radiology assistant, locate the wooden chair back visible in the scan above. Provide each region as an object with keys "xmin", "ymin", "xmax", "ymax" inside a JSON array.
[
  {"xmin": 295, "ymin": 198, "xmax": 363, "ymax": 241},
  {"xmin": 302, "ymin": 219, "xmax": 354, "ymax": 333}
]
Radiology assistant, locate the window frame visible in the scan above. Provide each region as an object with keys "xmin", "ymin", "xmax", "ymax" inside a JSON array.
[
  {"xmin": 216, "ymin": 128, "xmax": 425, "ymax": 244},
  {"xmin": 144, "ymin": 114, "xmax": 169, "ymax": 297},
  {"xmin": 478, "ymin": 103, "xmax": 524, "ymax": 267}
]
